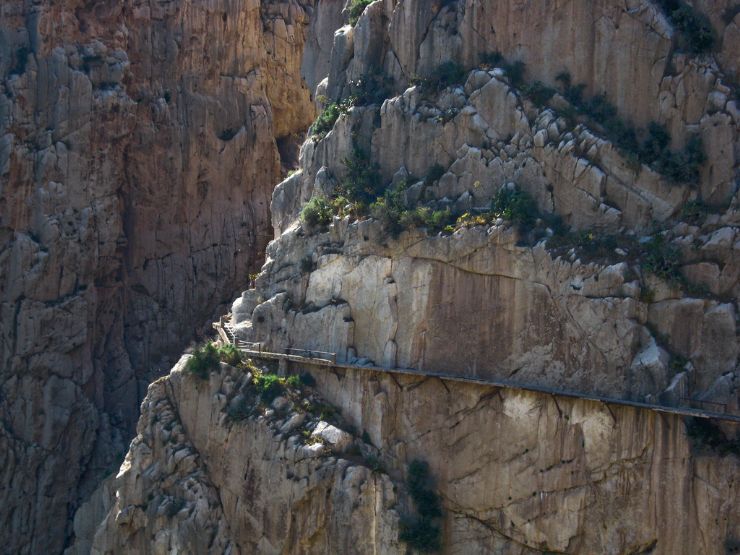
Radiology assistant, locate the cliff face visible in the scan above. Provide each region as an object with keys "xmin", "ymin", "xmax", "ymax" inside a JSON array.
[
  {"xmin": 9, "ymin": 0, "xmax": 740, "ymax": 553},
  {"xmin": 253, "ymin": 0, "xmax": 738, "ymax": 409},
  {"xmin": 91, "ymin": 357, "xmax": 403, "ymax": 555},
  {"xmin": 91, "ymin": 356, "xmax": 739, "ymax": 555},
  {"xmin": 0, "ymin": 1, "xmax": 324, "ymax": 552}
]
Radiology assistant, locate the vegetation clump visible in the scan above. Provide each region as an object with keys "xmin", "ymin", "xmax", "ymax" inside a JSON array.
[
  {"xmin": 642, "ymin": 234, "xmax": 684, "ymax": 284},
  {"xmin": 342, "ymin": 145, "xmax": 384, "ymax": 204},
  {"xmin": 186, "ymin": 341, "xmax": 243, "ymax": 379},
  {"xmin": 413, "ymin": 61, "xmax": 467, "ymax": 93},
  {"xmin": 347, "ymin": 71, "xmax": 393, "ymax": 106},
  {"xmin": 442, "ymin": 55, "xmax": 706, "ymax": 184},
  {"xmin": 521, "ymin": 80, "xmax": 556, "ymax": 107},
  {"xmin": 656, "ymin": 0, "xmax": 715, "ymax": 53},
  {"xmin": 680, "ymin": 199, "xmax": 709, "ymax": 225},
  {"xmin": 425, "ymin": 164, "xmax": 446, "ymax": 185},
  {"xmin": 490, "ymin": 186, "xmax": 539, "ymax": 230},
  {"xmin": 685, "ymin": 417, "xmax": 740, "ymax": 455},
  {"xmin": 310, "ymin": 98, "xmax": 353, "ymax": 139},
  {"xmin": 554, "ymin": 71, "xmax": 705, "ymax": 183},
  {"xmin": 253, "ymin": 372, "xmax": 287, "ymax": 404},
  {"xmin": 399, "ymin": 460, "xmax": 443, "ymax": 552},
  {"xmin": 347, "ymin": 0, "xmax": 373, "ymax": 26},
  {"xmin": 309, "ymin": 70, "xmax": 392, "ymax": 139},
  {"xmin": 300, "ymin": 196, "xmax": 334, "ymax": 229},
  {"xmin": 369, "ymin": 179, "xmax": 455, "ymax": 238}
]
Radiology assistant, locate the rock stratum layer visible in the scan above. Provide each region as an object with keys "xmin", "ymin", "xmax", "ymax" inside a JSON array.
[
  {"xmin": 0, "ymin": 0, "xmax": 330, "ymax": 552},
  {"xmin": 4, "ymin": 0, "xmax": 740, "ymax": 553}
]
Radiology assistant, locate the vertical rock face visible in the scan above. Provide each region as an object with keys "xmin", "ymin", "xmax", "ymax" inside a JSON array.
[
  {"xmin": 90, "ymin": 357, "xmax": 403, "ymax": 555},
  {"xmin": 0, "ymin": 1, "xmax": 319, "ymax": 552},
  {"xmin": 256, "ymin": 0, "xmax": 738, "ymax": 410},
  {"xmin": 90, "ymin": 357, "xmax": 739, "ymax": 555},
  {"xmin": 4, "ymin": 0, "xmax": 740, "ymax": 554}
]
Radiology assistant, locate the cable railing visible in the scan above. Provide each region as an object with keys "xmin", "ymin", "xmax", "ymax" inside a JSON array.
[{"xmin": 212, "ymin": 320, "xmax": 740, "ymax": 423}]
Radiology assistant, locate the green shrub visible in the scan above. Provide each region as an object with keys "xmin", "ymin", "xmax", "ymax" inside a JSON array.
[
  {"xmin": 521, "ymin": 80, "xmax": 556, "ymax": 106},
  {"xmin": 285, "ymin": 375, "xmax": 301, "ymax": 388},
  {"xmin": 663, "ymin": 3, "xmax": 715, "ymax": 53},
  {"xmin": 574, "ymin": 231, "xmax": 618, "ymax": 257},
  {"xmin": 649, "ymin": 134, "xmax": 705, "ymax": 183},
  {"xmin": 685, "ymin": 417, "xmax": 740, "ymax": 455},
  {"xmin": 218, "ymin": 343, "xmax": 242, "ymax": 366},
  {"xmin": 399, "ymin": 517, "xmax": 441, "ymax": 553},
  {"xmin": 371, "ymin": 196, "xmax": 404, "ymax": 237},
  {"xmin": 299, "ymin": 372, "xmax": 316, "ymax": 387},
  {"xmin": 397, "ymin": 206, "xmax": 455, "ymax": 234},
  {"xmin": 425, "ymin": 164, "xmax": 446, "ymax": 185},
  {"xmin": 364, "ymin": 453, "xmax": 385, "ymax": 473},
  {"xmin": 300, "ymin": 196, "xmax": 333, "ymax": 228},
  {"xmin": 417, "ymin": 61, "xmax": 467, "ymax": 92},
  {"xmin": 342, "ymin": 145, "xmax": 384, "ymax": 204},
  {"xmin": 680, "ymin": 199, "xmax": 709, "ymax": 224},
  {"xmin": 502, "ymin": 60, "xmax": 526, "ymax": 88},
  {"xmin": 553, "ymin": 73, "xmax": 705, "ymax": 183},
  {"xmin": 642, "ymin": 235, "xmax": 683, "ymax": 284},
  {"xmin": 490, "ymin": 186, "xmax": 539, "ymax": 229},
  {"xmin": 348, "ymin": 71, "xmax": 393, "ymax": 105},
  {"xmin": 226, "ymin": 397, "xmax": 253, "ymax": 421},
  {"xmin": 253, "ymin": 372, "xmax": 285, "ymax": 404},
  {"xmin": 310, "ymin": 100, "xmax": 352, "ymax": 138},
  {"xmin": 399, "ymin": 460, "xmax": 443, "ymax": 552},
  {"xmin": 186, "ymin": 342, "xmax": 221, "ymax": 379},
  {"xmin": 348, "ymin": 0, "xmax": 373, "ymax": 25},
  {"xmin": 479, "ymin": 51, "xmax": 504, "ymax": 68}
]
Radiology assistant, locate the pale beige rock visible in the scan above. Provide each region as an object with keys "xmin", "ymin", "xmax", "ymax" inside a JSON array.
[
  {"xmin": 94, "ymin": 356, "xmax": 740, "ymax": 555},
  {"xmin": 91, "ymin": 357, "xmax": 403, "ymax": 554}
]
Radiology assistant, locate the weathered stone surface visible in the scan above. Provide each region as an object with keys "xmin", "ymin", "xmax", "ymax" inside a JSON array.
[
  {"xmin": 10, "ymin": 0, "xmax": 740, "ymax": 552},
  {"xmin": 310, "ymin": 366, "xmax": 739, "ymax": 554},
  {"xmin": 0, "ymin": 1, "xmax": 320, "ymax": 552},
  {"xmin": 93, "ymin": 356, "xmax": 740, "ymax": 555},
  {"xmin": 91, "ymin": 357, "xmax": 403, "ymax": 554}
]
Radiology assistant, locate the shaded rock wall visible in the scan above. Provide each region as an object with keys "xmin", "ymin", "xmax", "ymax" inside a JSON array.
[
  {"xmin": 90, "ymin": 357, "xmax": 403, "ymax": 555},
  {"xmin": 0, "ymin": 0, "xmax": 320, "ymax": 552},
  {"xmin": 91, "ymin": 356, "xmax": 739, "ymax": 555},
  {"xmin": 311, "ymin": 364, "xmax": 739, "ymax": 554}
]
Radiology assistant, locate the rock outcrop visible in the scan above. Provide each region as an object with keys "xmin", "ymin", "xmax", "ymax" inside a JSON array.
[
  {"xmin": 91, "ymin": 356, "xmax": 403, "ymax": 554},
  {"xmin": 6, "ymin": 0, "xmax": 740, "ymax": 553},
  {"xmin": 0, "ymin": 1, "xmax": 322, "ymax": 552},
  {"xmin": 92, "ymin": 352, "xmax": 739, "ymax": 554},
  {"xmin": 249, "ymin": 0, "xmax": 739, "ymax": 411}
]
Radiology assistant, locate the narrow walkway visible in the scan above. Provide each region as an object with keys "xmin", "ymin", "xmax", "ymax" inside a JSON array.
[{"xmin": 214, "ymin": 321, "xmax": 740, "ymax": 424}]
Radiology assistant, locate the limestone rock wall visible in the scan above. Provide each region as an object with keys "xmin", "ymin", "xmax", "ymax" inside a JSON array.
[
  {"xmin": 253, "ymin": 0, "xmax": 738, "ymax": 413},
  {"xmin": 0, "ymin": 1, "xmax": 320, "ymax": 552},
  {"xmin": 7, "ymin": 0, "xmax": 740, "ymax": 553},
  {"xmin": 91, "ymin": 356, "xmax": 739, "ymax": 555},
  {"xmin": 236, "ymin": 0, "xmax": 739, "ymax": 548},
  {"xmin": 310, "ymin": 365, "xmax": 738, "ymax": 555},
  {"xmin": 371, "ymin": 0, "xmax": 739, "ymax": 136},
  {"xmin": 244, "ymin": 218, "xmax": 737, "ymax": 406},
  {"xmin": 90, "ymin": 357, "xmax": 403, "ymax": 555}
]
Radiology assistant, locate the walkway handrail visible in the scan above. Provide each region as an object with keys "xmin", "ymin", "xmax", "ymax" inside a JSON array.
[
  {"xmin": 286, "ymin": 348, "xmax": 337, "ymax": 364},
  {"xmin": 211, "ymin": 321, "xmax": 740, "ymax": 423}
]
